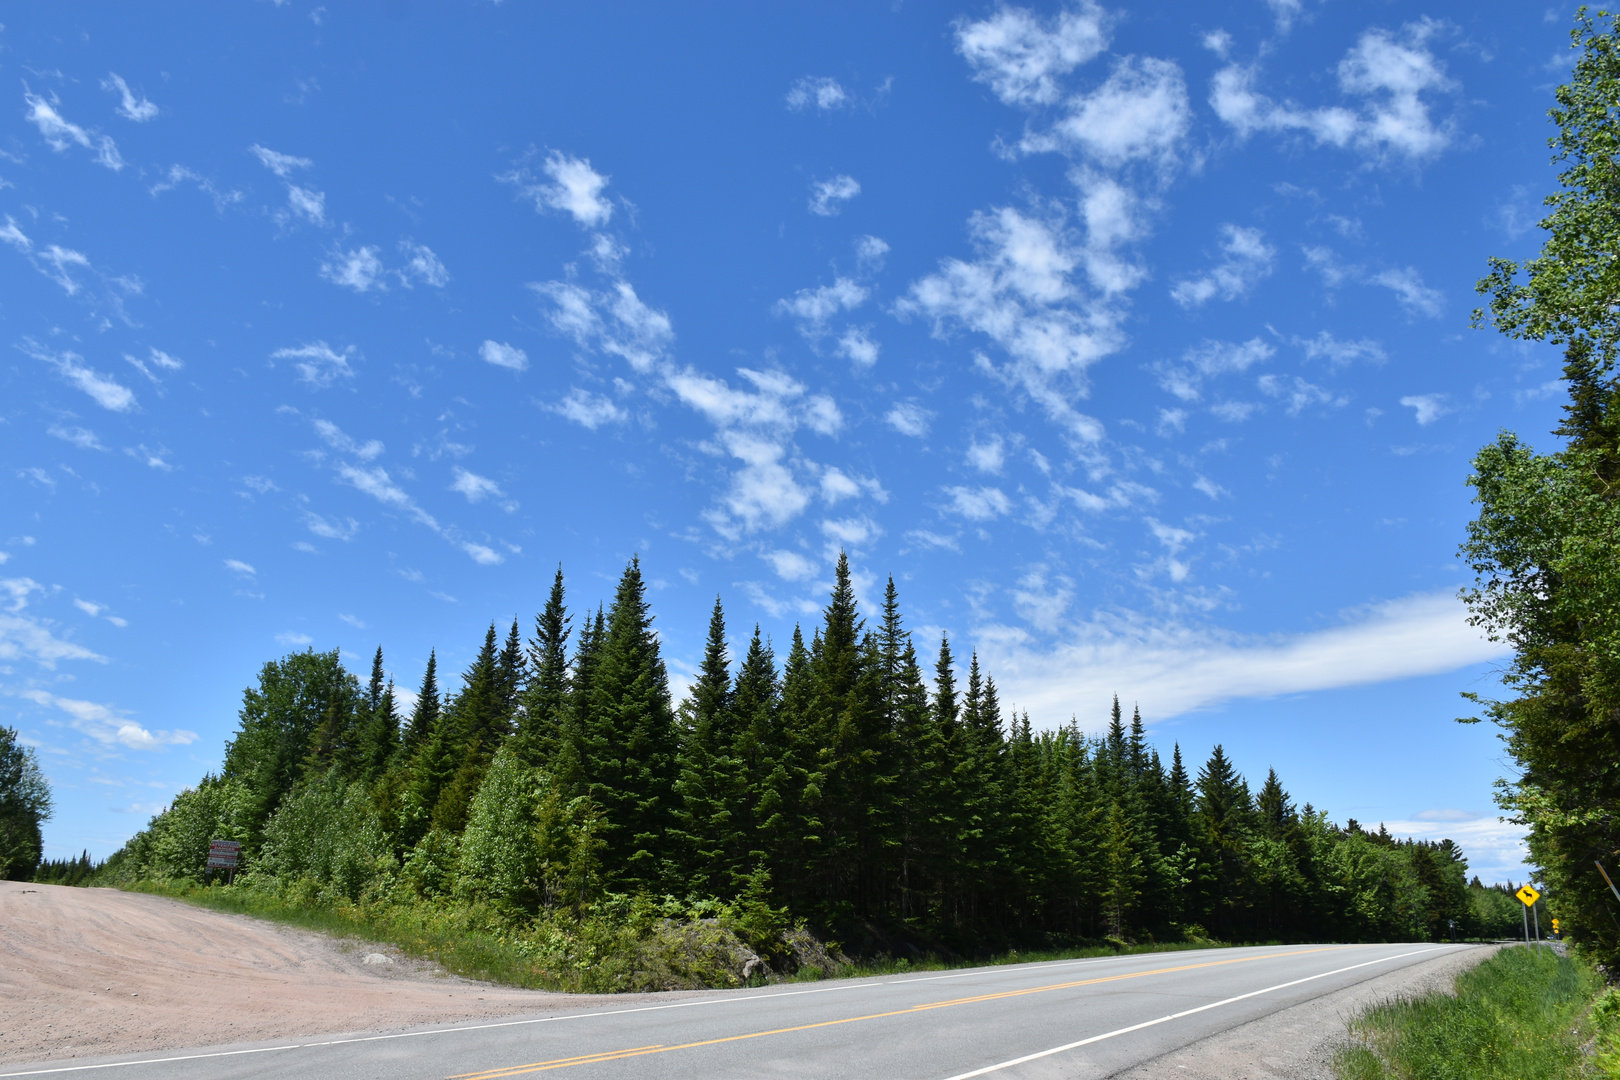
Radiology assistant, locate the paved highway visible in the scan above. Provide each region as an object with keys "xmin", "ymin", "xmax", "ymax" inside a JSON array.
[{"xmin": 3, "ymin": 942, "xmax": 1481, "ymax": 1080}]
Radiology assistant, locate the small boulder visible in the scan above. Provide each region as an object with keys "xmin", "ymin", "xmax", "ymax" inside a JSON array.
[{"xmin": 362, "ymin": 953, "xmax": 393, "ymax": 966}]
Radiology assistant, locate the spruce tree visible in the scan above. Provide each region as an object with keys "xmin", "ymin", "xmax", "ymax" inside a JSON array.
[
  {"xmin": 673, "ymin": 597, "xmax": 749, "ymax": 894},
  {"xmin": 403, "ymin": 651, "xmax": 441, "ymax": 757},
  {"xmin": 582, "ymin": 558, "xmax": 678, "ymax": 890},
  {"xmin": 519, "ymin": 567, "xmax": 572, "ymax": 767}
]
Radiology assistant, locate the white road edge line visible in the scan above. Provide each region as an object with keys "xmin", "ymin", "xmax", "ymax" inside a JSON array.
[
  {"xmin": 935, "ymin": 944, "xmax": 1469, "ymax": 1080},
  {"xmin": 0, "ymin": 945, "xmax": 1237, "ymax": 1075}
]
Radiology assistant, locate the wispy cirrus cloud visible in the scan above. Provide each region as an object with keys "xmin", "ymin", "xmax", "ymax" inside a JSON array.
[
  {"xmin": 18, "ymin": 688, "xmax": 195, "ymax": 750},
  {"xmin": 786, "ymin": 76, "xmax": 850, "ymax": 112},
  {"xmin": 23, "ymin": 91, "xmax": 123, "ymax": 169},
  {"xmin": 273, "ymin": 341, "xmax": 356, "ymax": 388},
  {"xmin": 21, "ymin": 341, "xmax": 137, "ymax": 412},
  {"xmin": 102, "ymin": 73, "xmax": 158, "ymax": 121}
]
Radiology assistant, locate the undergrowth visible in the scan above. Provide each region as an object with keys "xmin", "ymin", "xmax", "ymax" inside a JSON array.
[
  {"xmin": 1335, "ymin": 945, "xmax": 1609, "ymax": 1080},
  {"xmin": 117, "ymin": 878, "xmax": 1240, "ymax": 994}
]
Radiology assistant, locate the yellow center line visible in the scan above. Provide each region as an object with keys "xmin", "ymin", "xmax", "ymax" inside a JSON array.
[
  {"xmin": 447, "ymin": 1046, "xmax": 663, "ymax": 1078},
  {"xmin": 448, "ymin": 945, "xmax": 1357, "ymax": 1080}
]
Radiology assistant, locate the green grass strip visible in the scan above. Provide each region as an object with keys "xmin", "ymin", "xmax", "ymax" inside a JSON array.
[{"xmin": 1336, "ymin": 945, "xmax": 1602, "ymax": 1080}]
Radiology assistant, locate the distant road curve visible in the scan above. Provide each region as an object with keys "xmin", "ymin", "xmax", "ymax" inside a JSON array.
[{"xmin": 4, "ymin": 941, "xmax": 1484, "ymax": 1079}]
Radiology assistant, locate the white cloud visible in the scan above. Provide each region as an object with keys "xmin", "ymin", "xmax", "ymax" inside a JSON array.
[
  {"xmin": 899, "ymin": 206, "xmax": 1115, "ymax": 442},
  {"xmin": 103, "ymin": 73, "xmax": 158, "ymax": 121},
  {"xmin": 1400, "ymin": 393, "xmax": 1450, "ymax": 425},
  {"xmin": 1210, "ymin": 21, "xmax": 1455, "ymax": 164},
  {"xmin": 548, "ymin": 388, "xmax": 628, "ymax": 429},
  {"xmin": 312, "ymin": 418, "xmax": 383, "ymax": 460},
  {"xmin": 1296, "ymin": 331, "xmax": 1386, "ymax": 368},
  {"xmin": 302, "ymin": 511, "xmax": 359, "ymax": 541},
  {"xmin": 1371, "ymin": 267, "xmax": 1444, "ymax": 317},
  {"xmin": 809, "ymin": 174, "xmax": 861, "ymax": 216},
  {"xmin": 944, "ymin": 485, "xmax": 1012, "ymax": 520},
  {"xmin": 274, "ymin": 341, "xmax": 356, "ymax": 388},
  {"xmin": 856, "ymin": 234, "xmax": 890, "ymax": 270},
  {"xmin": 503, "ymin": 150, "xmax": 614, "ymax": 228},
  {"xmin": 786, "ymin": 76, "xmax": 850, "ymax": 112},
  {"xmin": 23, "ymin": 93, "xmax": 122, "ymax": 170},
  {"xmin": 125, "ymin": 444, "xmax": 173, "ymax": 471},
  {"xmin": 906, "ymin": 529, "xmax": 961, "ymax": 552},
  {"xmin": 1012, "ymin": 568, "xmax": 1074, "ymax": 633},
  {"xmin": 0, "ymin": 215, "xmax": 30, "ymax": 252},
  {"xmin": 887, "ymin": 402, "xmax": 933, "ymax": 437},
  {"xmin": 48, "ymin": 424, "xmax": 104, "ymax": 451},
  {"xmin": 224, "ymin": 559, "xmax": 257, "ymax": 577},
  {"xmin": 954, "ymin": 3, "xmax": 1110, "ymax": 107},
  {"xmin": 764, "ymin": 549, "xmax": 816, "ymax": 581},
  {"xmin": 821, "ymin": 515, "xmax": 881, "ymax": 548},
  {"xmin": 18, "ymin": 688, "xmax": 194, "ymax": 749},
  {"xmin": 286, "ymin": 186, "xmax": 326, "ymax": 225},
  {"xmin": 1156, "ymin": 338, "xmax": 1274, "ymax": 403},
  {"xmin": 819, "ymin": 466, "xmax": 885, "ymax": 505},
  {"xmin": 396, "ymin": 241, "xmax": 448, "ymax": 288},
  {"xmin": 450, "ymin": 467, "xmax": 504, "ymax": 503},
  {"xmin": 275, "ymin": 632, "xmax": 314, "ymax": 647},
  {"xmin": 250, "ymin": 144, "xmax": 313, "ymax": 177},
  {"xmin": 977, "ymin": 590, "xmax": 1508, "ymax": 724},
  {"xmin": 775, "ymin": 277, "xmax": 869, "ymax": 336},
  {"xmin": 1209, "ymin": 400, "xmax": 1259, "ymax": 423},
  {"xmin": 38, "ymin": 245, "xmax": 92, "ymax": 295},
  {"xmin": 461, "ymin": 542, "xmax": 503, "ymax": 566},
  {"xmin": 338, "ymin": 613, "xmax": 365, "ymax": 629},
  {"xmin": 1258, "ymin": 374, "xmax": 1348, "ymax": 415},
  {"xmin": 1023, "ymin": 56, "xmax": 1192, "ymax": 173},
  {"xmin": 1169, "ymin": 225, "xmax": 1275, "ymax": 307},
  {"xmin": 836, "ymin": 327, "xmax": 880, "ymax": 366},
  {"xmin": 1266, "ymin": 0, "xmax": 1303, "ymax": 34},
  {"xmin": 531, "ymin": 279, "xmax": 673, "ymax": 373},
  {"xmin": 967, "ymin": 436, "xmax": 1006, "ymax": 474},
  {"xmin": 480, "ymin": 340, "xmax": 528, "ymax": 371},
  {"xmin": 23, "ymin": 342, "xmax": 137, "ymax": 412},
  {"xmin": 320, "ymin": 246, "xmax": 386, "ymax": 292},
  {"xmin": 665, "ymin": 367, "xmax": 846, "ymax": 538},
  {"xmin": 336, "ymin": 463, "xmax": 438, "ymax": 529},
  {"xmin": 1380, "ymin": 815, "xmax": 1529, "ymax": 885},
  {"xmin": 0, "ymin": 580, "xmax": 106, "ymax": 668}
]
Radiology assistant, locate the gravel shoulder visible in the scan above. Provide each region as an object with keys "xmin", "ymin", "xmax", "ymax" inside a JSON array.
[
  {"xmin": 0, "ymin": 880, "xmax": 696, "ymax": 1065},
  {"xmin": 1108, "ymin": 943, "xmax": 1501, "ymax": 1080}
]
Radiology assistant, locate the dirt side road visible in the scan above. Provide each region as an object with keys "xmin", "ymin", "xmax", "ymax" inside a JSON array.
[{"xmin": 0, "ymin": 881, "xmax": 659, "ymax": 1064}]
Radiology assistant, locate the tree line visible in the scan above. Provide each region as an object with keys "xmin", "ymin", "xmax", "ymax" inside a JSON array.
[
  {"xmin": 1464, "ymin": 11, "xmax": 1620, "ymax": 970},
  {"xmin": 101, "ymin": 553, "xmax": 1510, "ymax": 948}
]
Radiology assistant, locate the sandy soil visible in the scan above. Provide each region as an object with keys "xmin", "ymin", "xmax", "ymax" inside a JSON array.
[{"xmin": 0, "ymin": 880, "xmax": 676, "ymax": 1065}]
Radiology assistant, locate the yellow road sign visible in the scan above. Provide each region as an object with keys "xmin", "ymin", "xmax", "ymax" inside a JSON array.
[{"xmin": 1516, "ymin": 883, "xmax": 1541, "ymax": 907}]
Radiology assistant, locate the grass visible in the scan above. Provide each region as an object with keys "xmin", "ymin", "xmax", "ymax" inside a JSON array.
[
  {"xmin": 1335, "ymin": 944, "xmax": 1606, "ymax": 1080},
  {"xmin": 115, "ymin": 879, "xmax": 1245, "ymax": 994},
  {"xmin": 119, "ymin": 879, "xmax": 556, "ymax": 990}
]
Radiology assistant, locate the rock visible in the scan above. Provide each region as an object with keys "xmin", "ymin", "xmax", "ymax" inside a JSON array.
[{"xmin": 362, "ymin": 953, "xmax": 393, "ymax": 966}]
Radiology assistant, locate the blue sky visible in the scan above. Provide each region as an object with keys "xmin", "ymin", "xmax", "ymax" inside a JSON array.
[{"xmin": 1, "ymin": 1, "xmax": 1572, "ymax": 882}]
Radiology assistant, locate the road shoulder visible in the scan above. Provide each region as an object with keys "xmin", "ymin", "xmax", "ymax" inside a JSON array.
[{"xmin": 1107, "ymin": 943, "xmax": 1499, "ymax": 1080}]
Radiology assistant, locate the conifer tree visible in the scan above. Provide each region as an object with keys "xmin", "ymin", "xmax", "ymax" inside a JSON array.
[
  {"xmin": 582, "ymin": 558, "xmax": 677, "ymax": 890},
  {"xmin": 673, "ymin": 598, "xmax": 750, "ymax": 894},
  {"xmin": 403, "ymin": 651, "xmax": 441, "ymax": 757},
  {"xmin": 518, "ymin": 567, "xmax": 572, "ymax": 766},
  {"xmin": 358, "ymin": 647, "xmax": 399, "ymax": 782}
]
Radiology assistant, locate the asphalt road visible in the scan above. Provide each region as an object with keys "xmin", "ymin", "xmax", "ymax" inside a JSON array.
[{"xmin": 3, "ymin": 942, "xmax": 1481, "ymax": 1080}]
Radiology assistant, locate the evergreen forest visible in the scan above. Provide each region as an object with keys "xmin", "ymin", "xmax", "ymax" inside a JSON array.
[{"xmin": 96, "ymin": 552, "xmax": 1519, "ymax": 978}]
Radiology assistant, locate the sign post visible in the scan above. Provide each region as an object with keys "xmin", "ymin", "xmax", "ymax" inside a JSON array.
[
  {"xmin": 1516, "ymin": 883, "xmax": 1542, "ymax": 953},
  {"xmin": 207, "ymin": 839, "xmax": 241, "ymax": 885}
]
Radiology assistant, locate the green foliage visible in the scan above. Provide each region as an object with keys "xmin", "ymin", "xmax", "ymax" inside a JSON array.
[
  {"xmin": 455, "ymin": 746, "xmax": 542, "ymax": 912},
  {"xmin": 34, "ymin": 850, "xmax": 100, "ymax": 886},
  {"xmin": 101, "ymin": 552, "xmax": 1511, "ymax": 996},
  {"xmin": 1336, "ymin": 946, "xmax": 1601, "ymax": 1080},
  {"xmin": 1465, "ymin": 9, "xmax": 1620, "ymax": 972},
  {"xmin": 0, "ymin": 724, "xmax": 51, "ymax": 880},
  {"xmin": 254, "ymin": 773, "xmax": 393, "ymax": 902}
]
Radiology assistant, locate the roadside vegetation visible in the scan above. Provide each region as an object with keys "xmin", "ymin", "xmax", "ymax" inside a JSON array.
[
  {"xmin": 1335, "ymin": 945, "xmax": 1620, "ymax": 1080},
  {"xmin": 80, "ymin": 551, "xmax": 1512, "ymax": 992}
]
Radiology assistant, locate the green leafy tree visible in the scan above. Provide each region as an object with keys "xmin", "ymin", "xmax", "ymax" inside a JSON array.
[
  {"xmin": 1466, "ymin": 9, "xmax": 1620, "ymax": 966},
  {"xmin": 0, "ymin": 726, "xmax": 52, "ymax": 880}
]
